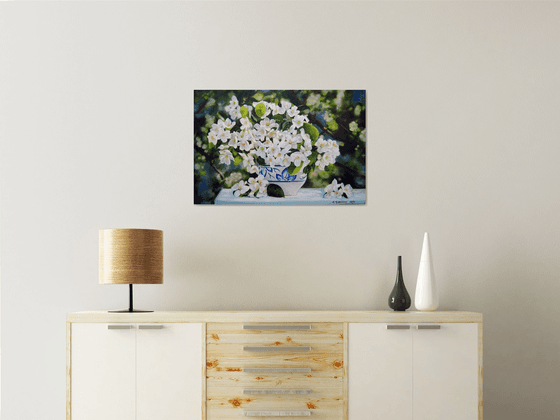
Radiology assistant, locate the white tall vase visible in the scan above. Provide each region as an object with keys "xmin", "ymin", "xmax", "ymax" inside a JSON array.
[{"xmin": 415, "ymin": 232, "xmax": 439, "ymax": 311}]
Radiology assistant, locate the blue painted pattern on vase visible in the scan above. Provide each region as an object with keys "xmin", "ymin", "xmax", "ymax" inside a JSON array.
[{"xmin": 258, "ymin": 165, "xmax": 307, "ymax": 196}]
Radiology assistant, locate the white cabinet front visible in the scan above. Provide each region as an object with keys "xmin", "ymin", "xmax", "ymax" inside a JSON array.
[
  {"xmin": 348, "ymin": 323, "xmax": 413, "ymax": 420},
  {"xmin": 136, "ymin": 323, "xmax": 202, "ymax": 420},
  {"xmin": 72, "ymin": 323, "xmax": 203, "ymax": 420},
  {"xmin": 72, "ymin": 324, "xmax": 136, "ymax": 420},
  {"xmin": 349, "ymin": 323, "xmax": 479, "ymax": 420},
  {"xmin": 413, "ymin": 323, "xmax": 478, "ymax": 420}
]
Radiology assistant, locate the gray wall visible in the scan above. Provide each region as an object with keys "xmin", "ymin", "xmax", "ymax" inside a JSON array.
[{"xmin": 1, "ymin": 2, "xmax": 559, "ymax": 419}]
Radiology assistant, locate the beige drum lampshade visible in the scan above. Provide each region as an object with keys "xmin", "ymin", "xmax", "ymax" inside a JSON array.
[{"xmin": 99, "ymin": 229, "xmax": 163, "ymax": 285}]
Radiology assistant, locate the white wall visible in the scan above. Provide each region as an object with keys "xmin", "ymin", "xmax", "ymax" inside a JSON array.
[{"xmin": 1, "ymin": 1, "xmax": 560, "ymax": 419}]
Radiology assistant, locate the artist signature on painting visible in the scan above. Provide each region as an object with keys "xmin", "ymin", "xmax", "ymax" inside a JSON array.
[{"xmin": 331, "ymin": 200, "xmax": 358, "ymax": 205}]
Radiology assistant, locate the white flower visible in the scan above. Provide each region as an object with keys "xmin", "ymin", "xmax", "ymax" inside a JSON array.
[
  {"xmin": 219, "ymin": 150, "xmax": 234, "ymax": 165},
  {"xmin": 229, "ymin": 95, "xmax": 239, "ymax": 108},
  {"xmin": 241, "ymin": 153, "xmax": 254, "ymax": 168},
  {"xmin": 349, "ymin": 121, "xmax": 359, "ymax": 133},
  {"xmin": 272, "ymin": 104, "xmax": 286, "ymax": 115},
  {"xmin": 240, "ymin": 118, "xmax": 252, "ymax": 130},
  {"xmin": 360, "ymin": 129, "xmax": 366, "ymax": 142},
  {"xmin": 255, "ymin": 141, "xmax": 267, "ymax": 158},
  {"xmin": 300, "ymin": 130, "xmax": 311, "ymax": 144},
  {"xmin": 239, "ymin": 138, "xmax": 253, "ymax": 152},
  {"xmin": 287, "ymin": 106, "xmax": 299, "ymax": 118},
  {"xmin": 207, "ymin": 131, "xmax": 219, "ymax": 145},
  {"xmin": 281, "ymin": 100, "xmax": 292, "ymax": 109},
  {"xmin": 324, "ymin": 179, "xmax": 340, "ymax": 196},
  {"xmin": 264, "ymin": 156, "xmax": 275, "ymax": 165},
  {"xmin": 261, "ymin": 117, "xmax": 279, "ymax": 132},
  {"xmin": 280, "ymin": 155, "xmax": 291, "ymax": 167},
  {"xmin": 228, "ymin": 132, "xmax": 239, "ymax": 148},
  {"xmin": 218, "ymin": 129, "xmax": 232, "ymax": 143},
  {"xmin": 316, "ymin": 136, "xmax": 328, "ymax": 153},
  {"xmin": 232, "ymin": 180, "xmax": 249, "ymax": 197},
  {"xmin": 248, "ymin": 176, "xmax": 261, "ymax": 191},
  {"xmin": 247, "ymin": 165, "xmax": 259, "ymax": 174},
  {"xmin": 292, "ymin": 115, "xmax": 306, "ymax": 129},
  {"xmin": 342, "ymin": 184, "xmax": 354, "ymax": 197},
  {"xmin": 256, "ymin": 183, "xmax": 268, "ymax": 198},
  {"xmin": 253, "ymin": 124, "xmax": 267, "ymax": 139},
  {"xmin": 224, "ymin": 118, "xmax": 236, "ymax": 129},
  {"xmin": 291, "ymin": 152, "xmax": 308, "ymax": 168}
]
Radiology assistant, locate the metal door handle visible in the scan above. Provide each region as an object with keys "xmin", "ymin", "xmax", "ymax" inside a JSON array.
[
  {"xmin": 243, "ymin": 325, "xmax": 311, "ymax": 330},
  {"xmin": 386, "ymin": 325, "xmax": 410, "ymax": 330},
  {"xmin": 417, "ymin": 324, "xmax": 441, "ymax": 329},
  {"xmin": 243, "ymin": 346, "xmax": 311, "ymax": 352},
  {"xmin": 107, "ymin": 325, "xmax": 132, "ymax": 330},
  {"xmin": 138, "ymin": 325, "xmax": 164, "ymax": 329},
  {"xmin": 244, "ymin": 410, "xmax": 311, "ymax": 417},
  {"xmin": 243, "ymin": 389, "xmax": 311, "ymax": 395}
]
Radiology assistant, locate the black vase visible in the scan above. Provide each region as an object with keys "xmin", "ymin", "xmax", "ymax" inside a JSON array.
[{"xmin": 388, "ymin": 256, "xmax": 411, "ymax": 311}]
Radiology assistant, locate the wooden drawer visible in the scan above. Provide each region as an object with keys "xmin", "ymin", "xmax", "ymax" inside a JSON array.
[
  {"xmin": 206, "ymin": 322, "xmax": 345, "ymax": 418},
  {"xmin": 207, "ymin": 323, "xmax": 344, "ymax": 378},
  {"xmin": 207, "ymin": 386, "xmax": 344, "ymax": 419}
]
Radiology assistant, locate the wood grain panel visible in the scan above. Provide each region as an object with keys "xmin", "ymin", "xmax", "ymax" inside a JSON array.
[
  {"xmin": 68, "ymin": 311, "xmax": 483, "ymax": 324},
  {"xmin": 207, "ymin": 372, "xmax": 343, "ymax": 388}
]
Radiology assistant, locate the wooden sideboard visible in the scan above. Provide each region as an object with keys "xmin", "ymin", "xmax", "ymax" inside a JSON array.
[{"xmin": 67, "ymin": 311, "xmax": 482, "ymax": 420}]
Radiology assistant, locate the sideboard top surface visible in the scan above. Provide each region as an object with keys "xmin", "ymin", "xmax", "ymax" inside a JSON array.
[{"xmin": 67, "ymin": 311, "xmax": 482, "ymax": 323}]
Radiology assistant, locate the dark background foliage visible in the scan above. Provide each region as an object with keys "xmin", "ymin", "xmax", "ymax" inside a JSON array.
[{"xmin": 194, "ymin": 90, "xmax": 366, "ymax": 204}]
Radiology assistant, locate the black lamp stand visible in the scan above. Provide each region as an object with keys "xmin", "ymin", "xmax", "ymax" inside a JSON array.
[{"xmin": 108, "ymin": 284, "xmax": 153, "ymax": 313}]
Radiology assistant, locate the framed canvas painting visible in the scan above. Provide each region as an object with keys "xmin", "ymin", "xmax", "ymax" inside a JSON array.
[{"xmin": 194, "ymin": 90, "xmax": 366, "ymax": 205}]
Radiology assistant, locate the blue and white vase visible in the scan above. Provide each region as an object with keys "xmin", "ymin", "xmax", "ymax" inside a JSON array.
[{"xmin": 258, "ymin": 165, "xmax": 307, "ymax": 196}]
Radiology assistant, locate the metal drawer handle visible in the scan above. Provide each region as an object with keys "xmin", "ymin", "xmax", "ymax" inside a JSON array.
[
  {"xmin": 417, "ymin": 324, "xmax": 441, "ymax": 330},
  {"xmin": 107, "ymin": 325, "xmax": 132, "ymax": 330},
  {"xmin": 243, "ymin": 325, "xmax": 311, "ymax": 330},
  {"xmin": 138, "ymin": 325, "xmax": 164, "ymax": 329},
  {"xmin": 244, "ymin": 368, "xmax": 311, "ymax": 373},
  {"xmin": 386, "ymin": 325, "xmax": 410, "ymax": 330},
  {"xmin": 244, "ymin": 389, "xmax": 311, "ymax": 395},
  {"xmin": 243, "ymin": 346, "xmax": 311, "ymax": 352},
  {"xmin": 244, "ymin": 410, "xmax": 311, "ymax": 417}
]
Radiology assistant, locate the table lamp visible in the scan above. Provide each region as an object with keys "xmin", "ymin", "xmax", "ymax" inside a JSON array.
[{"xmin": 99, "ymin": 228, "xmax": 163, "ymax": 313}]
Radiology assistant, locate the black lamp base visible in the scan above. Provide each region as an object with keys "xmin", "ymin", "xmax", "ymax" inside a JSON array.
[
  {"xmin": 108, "ymin": 309, "xmax": 154, "ymax": 313},
  {"xmin": 107, "ymin": 284, "xmax": 153, "ymax": 313}
]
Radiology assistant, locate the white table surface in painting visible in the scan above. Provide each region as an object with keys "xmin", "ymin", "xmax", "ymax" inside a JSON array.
[{"xmin": 214, "ymin": 188, "xmax": 366, "ymax": 205}]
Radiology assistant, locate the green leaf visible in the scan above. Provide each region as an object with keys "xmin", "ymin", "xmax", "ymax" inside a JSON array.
[
  {"xmin": 303, "ymin": 123, "xmax": 319, "ymax": 141},
  {"xmin": 256, "ymin": 156, "xmax": 266, "ymax": 165},
  {"xmin": 327, "ymin": 120, "xmax": 339, "ymax": 131},
  {"xmin": 233, "ymin": 155, "xmax": 243, "ymax": 166},
  {"xmin": 255, "ymin": 103, "xmax": 266, "ymax": 118},
  {"xmin": 287, "ymin": 163, "xmax": 297, "ymax": 174},
  {"xmin": 267, "ymin": 184, "xmax": 284, "ymax": 198},
  {"xmin": 240, "ymin": 106, "xmax": 249, "ymax": 118},
  {"xmin": 289, "ymin": 162, "xmax": 303, "ymax": 175},
  {"xmin": 253, "ymin": 92, "xmax": 264, "ymax": 101},
  {"xmin": 303, "ymin": 165, "xmax": 313, "ymax": 175},
  {"xmin": 273, "ymin": 115, "xmax": 283, "ymax": 124}
]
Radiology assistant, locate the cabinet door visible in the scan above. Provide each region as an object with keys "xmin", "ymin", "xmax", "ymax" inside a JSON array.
[
  {"xmin": 348, "ymin": 323, "xmax": 413, "ymax": 420},
  {"xmin": 136, "ymin": 323, "xmax": 203, "ymax": 420},
  {"xmin": 72, "ymin": 323, "xmax": 136, "ymax": 420},
  {"xmin": 413, "ymin": 323, "xmax": 478, "ymax": 420}
]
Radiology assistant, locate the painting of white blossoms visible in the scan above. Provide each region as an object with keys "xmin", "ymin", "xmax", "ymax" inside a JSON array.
[{"xmin": 194, "ymin": 90, "xmax": 366, "ymax": 205}]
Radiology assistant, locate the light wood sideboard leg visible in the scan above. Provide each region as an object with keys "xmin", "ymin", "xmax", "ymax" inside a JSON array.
[
  {"xmin": 478, "ymin": 321, "xmax": 483, "ymax": 420},
  {"xmin": 202, "ymin": 322, "xmax": 207, "ymax": 420},
  {"xmin": 343, "ymin": 322, "xmax": 348, "ymax": 420},
  {"xmin": 66, "ymin": 322, "xmax": 72, "ymax": 420}
]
